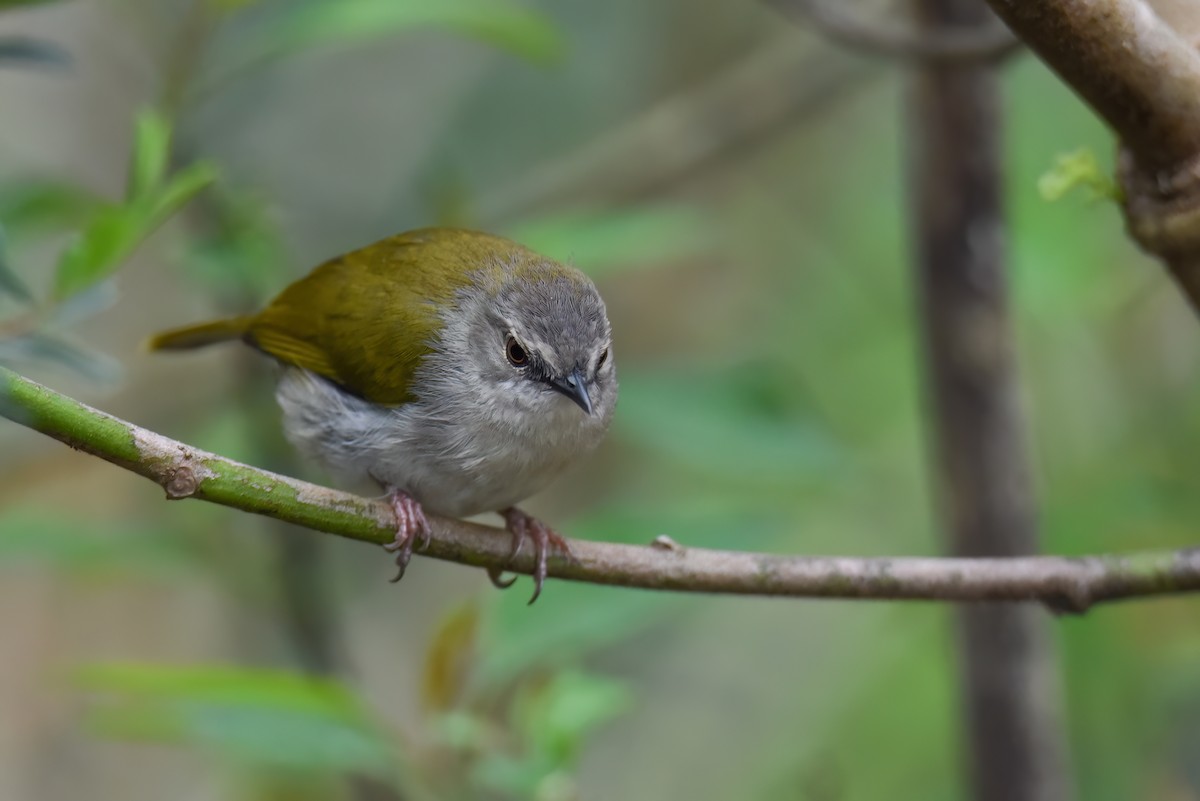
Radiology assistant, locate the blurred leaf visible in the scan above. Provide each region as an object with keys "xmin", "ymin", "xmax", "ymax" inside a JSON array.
[
  {"xmin": 0, "ymin": 224, "xmax": 34, "ymax": 303},
  {"xmin": 127, "ymin": 109, "xmax": 173, "ymax": 201},
  {"xmin": 0, "ymin": 35, "xmax": 69, "ymax": 68},
  {"xmin": 0, "ymin": 180, "xmax": 99, "ymax": 234},
  {"xmin": 179, "ymin": 189, "xmax": 288, "ymax": 300},
  {"xmin": 1038, "ymin": 147, "xmax": 1120, "ymax": 203},
  {"xmin": 421, "ymin": 602, "xmax": 479, "ymax": 713},
  {"xmin": 474, "ymin": 671, "xmax": 629, "ymax": 797},
  {"xmin": 472, "ymin": 753, "xmax": 554, "ymax": 799},
  {"xmin": 54, "ymin": 205, "xmax": 148, "ymax": 298},
  {"xmin": 45, "ymin": 280, "xmax": 119, "ymax": 328},
  {"xmin": 152, "ymin": 161, "xmax": 220, "ymax": 219},
  {"xmin": 269, "ymin": 0, "xmax": 564, "ymax": 65},
  {"xmin": 54, "ymin": 162, "xmax": 217, "ymax": 299},
  {"xmin": 505, "ymin": 204, "xmax": 711, "ymax": 278},
  {"xmin": 0, "ymin": 508, "xmax": 194, "ymax": 575},
  {"xmin": 0, "ymin": 331, "xmax": 122, "ymax": 383},
  {"xmin": 75, "ymin": 663, "xmax": 400, "ymax": 778},
  {"xmin": 515, "ymin": 670, "xmax": 630, "ymax": 764}
]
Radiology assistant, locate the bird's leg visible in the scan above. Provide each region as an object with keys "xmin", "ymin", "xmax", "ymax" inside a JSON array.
[
  {"xmin": 488, "ymin": 507, "xmax": 571, "ymax": 604},
  {"xmin": 380, "ymin": 487, "xmax": 431, "ymax": 583}
]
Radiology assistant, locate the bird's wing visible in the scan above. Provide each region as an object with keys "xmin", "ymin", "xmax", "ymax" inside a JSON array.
[{"xmin": 247, "ymin": 231, "xmax": 464, "ymax": 404}]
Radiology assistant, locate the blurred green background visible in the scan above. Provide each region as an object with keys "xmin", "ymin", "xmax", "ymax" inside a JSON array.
[{"xmin": 1, "ymin": 1, "xmax": 1199, "ymax": 799}]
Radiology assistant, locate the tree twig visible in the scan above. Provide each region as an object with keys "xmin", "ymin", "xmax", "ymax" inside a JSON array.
[
  {"xmin": 474, "ymin": 35, "xmax": 872, "ymax": 224},
  {"xmin": 2, "ymin": 365, "xmax": 1199, "ymax": 611}
]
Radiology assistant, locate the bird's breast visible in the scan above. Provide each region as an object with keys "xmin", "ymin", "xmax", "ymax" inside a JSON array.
[{"xmin": 275, "ymin": 368, "xmax": 608, "ymax": 518}]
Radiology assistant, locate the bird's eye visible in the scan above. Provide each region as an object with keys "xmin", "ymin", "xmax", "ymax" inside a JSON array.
[
  {"xmin": 597, "ymin": 347, "xmax": 609, "ymax": 368},
  {"xmin": 505, "ymin": 336, "xmax": 528, "ymax": 367}
]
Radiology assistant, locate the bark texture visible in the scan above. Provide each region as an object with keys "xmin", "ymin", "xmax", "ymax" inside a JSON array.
[{"xmin": 909, "ymin": 1, "xmax": 1075, "ymax": 799}]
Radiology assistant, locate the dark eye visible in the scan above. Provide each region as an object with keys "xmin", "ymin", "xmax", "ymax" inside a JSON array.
[
  {"xmin": 597, "ymin": 347, "xmax": 609, "ymax": 368},
  {"xmin": 505, "ymin": 336, "xmax": 528, "ymax": 367}
]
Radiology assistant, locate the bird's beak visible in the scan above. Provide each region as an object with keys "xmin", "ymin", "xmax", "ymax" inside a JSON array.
[{"xmin": 549, "ymin": 367, "xmax": 593, "ymax": 415}]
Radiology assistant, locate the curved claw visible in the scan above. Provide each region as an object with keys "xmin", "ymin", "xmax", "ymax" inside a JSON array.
[
  {"xmin": 500, "ymin": 507, "xmax": 571, "ymax": 605},
  {"xmin": 389, "ymin": 553, "xmax": 411, "ymax": 583},
  {"xmin": 487, "ymin": 566, "xmax": 519, "ymax": 589},
  {"xmin": 382, "ymin": 488, "xmax": 430, "ymax": 583},
  {"xmin": 486, "ymin": 516, "xmax": 530, "ymax": 592}
]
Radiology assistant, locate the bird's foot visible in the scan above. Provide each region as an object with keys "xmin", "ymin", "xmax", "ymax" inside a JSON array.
[
  {"xmin": 488, "ymin": 507, "xmax": 571, "ymax": 605},
  {"xmin": 381, "ymin": 488, "xmax": 431, "ymax": 582}
]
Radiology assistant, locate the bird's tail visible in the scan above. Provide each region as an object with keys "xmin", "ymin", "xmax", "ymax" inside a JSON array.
[{"xmin": 145, "ymin": 316, "xmax": 254, "ymax": 351}]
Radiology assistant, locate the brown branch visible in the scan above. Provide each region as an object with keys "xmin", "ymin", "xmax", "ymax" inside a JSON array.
[
  {"xmin": 980, "ymin": 0, "xmax": 1200, "ymax": 312},
  {"xmin": 909, "ymin": 0, "xmax": 1074, "ymax": 797},
  {"xmin": 981, "ymin": 0, "xmax": 1200, "ymax": 173},
  {"xmin": 2, "ymin": 366, "xmax": 1199, "ymax": 611}
]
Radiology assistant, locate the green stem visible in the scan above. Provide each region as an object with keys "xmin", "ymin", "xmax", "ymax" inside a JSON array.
[{"xmin": 2, "ymin": 365, "xmax": 1199, "ymax": 611}]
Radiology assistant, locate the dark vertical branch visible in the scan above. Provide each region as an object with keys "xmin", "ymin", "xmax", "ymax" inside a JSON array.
[{"xmin": 907, "ymin": 1, "xmax": 1075, "ymax": 800}]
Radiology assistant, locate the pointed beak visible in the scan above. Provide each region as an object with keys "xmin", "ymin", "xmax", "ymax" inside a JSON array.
[{"xmin": 549, "ymin": 367, "xmax": 593, "ymax": 415}]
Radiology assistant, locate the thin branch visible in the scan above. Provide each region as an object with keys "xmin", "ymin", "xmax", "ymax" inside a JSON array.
[
  {"xmin": 768, "ymin": 0, "xmax": 1021, "ymax": 64},
  {"xmin": 2, "ymin": 365, "xmax": 1199, "ymax": 611},
  {"xmin": 474, "ymin": 35, "xmax": 872, "ymax": 223}
]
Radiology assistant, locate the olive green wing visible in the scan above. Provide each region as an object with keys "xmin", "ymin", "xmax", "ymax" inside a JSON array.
[{"xmin": 246, "ymin": 230, "xmax": 473, "ymax": 405}]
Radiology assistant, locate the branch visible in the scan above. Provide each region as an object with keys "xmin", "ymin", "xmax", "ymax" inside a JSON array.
[
  {"xmin": 980, "ymin": 0, "xmax": 1200, "ymax": 311},
  {"xmin": 475, "ymin": 35, "xmax": 871, "ymax": 223},
  {"xmin": 2, "ymin": 365, "xmax": 1199, "ymax": 611},
  {"xmin": 909, "ymin": 0, "xmax": 1072, "ymax": 796},
  {"xmin": 983, "ymin": 0, "xmax": 1200, "ymax": 173}
]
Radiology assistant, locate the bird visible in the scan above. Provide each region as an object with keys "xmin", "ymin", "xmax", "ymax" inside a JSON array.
[{"xmin": 147, "ymin": 227, "xmax": 618, "ymax": 602}]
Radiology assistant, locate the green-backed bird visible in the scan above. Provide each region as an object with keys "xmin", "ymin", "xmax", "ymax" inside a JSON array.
[{"xmin": 148, "ymin": 227, "xmax": 617, "ymax": 602}]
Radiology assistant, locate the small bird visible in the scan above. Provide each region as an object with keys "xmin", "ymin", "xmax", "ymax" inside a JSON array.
[{"xmin": 148, "ymin": 227, "xmax": 617, "ymax": 602}]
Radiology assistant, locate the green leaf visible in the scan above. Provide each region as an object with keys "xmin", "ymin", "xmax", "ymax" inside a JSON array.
[
  {"xmin": 515, "ymin": 670, "xmax": 631, "ymax": 764},
  {"xmin": 0, "ymin": 180, "xmax": 99, "ymax": 234},
  {"xmin": 1037, "ymin": 147, "xmax": 1121, "ymax": 203},
  {"xmin": 472, "ymin": 671, "xmax": 630, "ymax": 797},
  {"xmin": 504, "ymin": 205, "xmax": 711, "ymax": 278},
  {"xmin": 54, "ymin": 161, "xmax": 217, "ymax": 299},
  {"xmin": 75, "ymin": 663, "xmax": 400, "ymax": 777},
  {"xmin": 127, "ymin": 109, "xmax": 173, "ymax": 201},
  {"xmin": 151, "ymin": 160, "xmax": 220, "ymax": 219},
  {"xmin": 270, "ymin": 0, "xmax": 564, "ymax": 66},
  {"xmin": 54, "ymin": 204, "xmax": 147, "ymax": 298},
  {"xmin": 0, "ymin": 224, "xmax": 34, "ymax": 303},
  {"xmin": 178, "ymin": 188, "xmax": 289, "ymax": 300}
]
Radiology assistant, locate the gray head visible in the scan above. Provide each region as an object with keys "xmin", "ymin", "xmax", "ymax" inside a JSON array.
[{"xmin": 421, "ymin": 258, "xmax": 618, "ymax": 441}]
